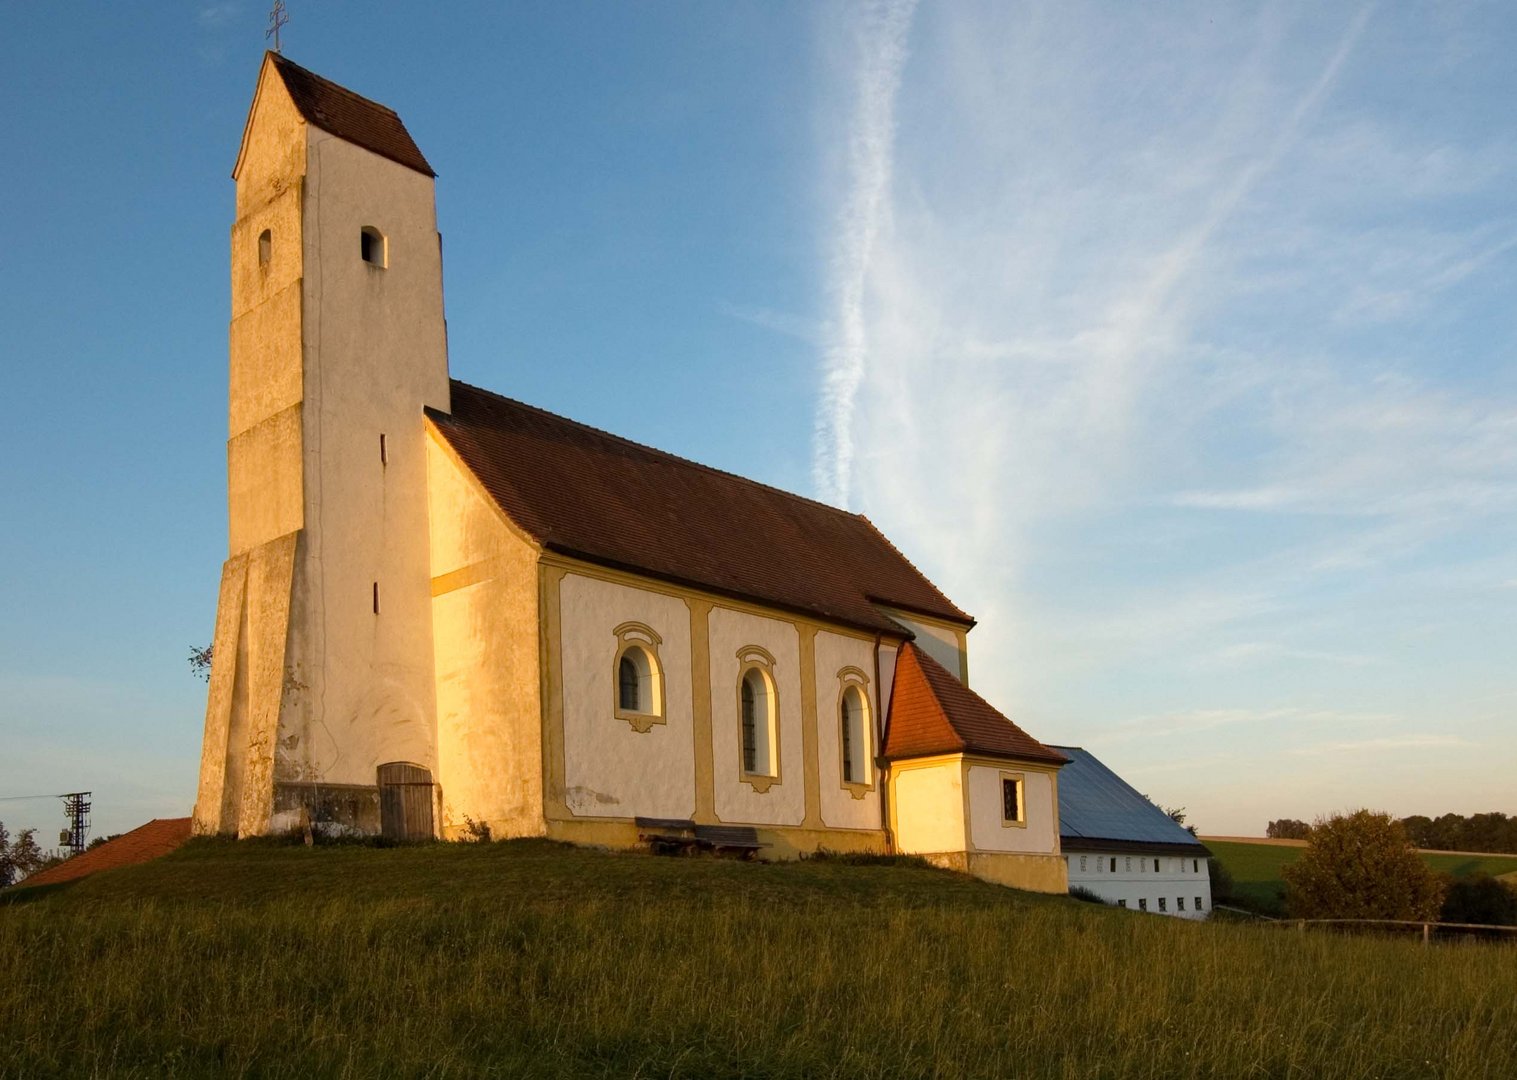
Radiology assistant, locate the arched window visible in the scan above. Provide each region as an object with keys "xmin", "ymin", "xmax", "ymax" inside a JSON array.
[
  {"xmin": 836, "ymin": 672, "xmax": 872, "ymax": 793},
  {"xmin": 360, "ymin": 226, "xmax": 387, "ymax": 267},
  {"xmin": 618, "ymin": 647, "xmax": 651, "ymax": 712},
  {"xmin": 735, "ymin": 648, "xmax": 779, "ymax": 789},
  {"xmin": 258, "ymin": 228, "xmax": 271, "ymax": 266},
  {"xmin": 611, "ymin": 623, "xmax": 664, "ymax": 732}
]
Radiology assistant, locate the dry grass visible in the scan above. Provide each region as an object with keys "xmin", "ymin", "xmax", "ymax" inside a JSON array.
[{"xmin": 3, "ymin": 839, "xmax": 1515, "ymax": 1078}]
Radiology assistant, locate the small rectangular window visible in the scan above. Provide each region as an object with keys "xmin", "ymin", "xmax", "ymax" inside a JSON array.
[
  {"xmin": 1001, "ymin": 777, "xmax": 1022, "ymax": 823},
  {"xmin": 1177, "ymin": 897, "xmax": 1185, "ymax": 912},
  {"xmin": 1158, "ymin": 897, "xmax": 1167, "ymax": 912},
  {"xmin": 1138, "ymin": 898, "xmax": 1147, "ymax": 911},
  {"xmin": 1117, "ymin": 899, "xmax": 1127, "ymax": 909},
  {"xmin": 1125, "ymin": 857, "xmax": 1132, "ymax": 872},
  {"xmin": 1154, "ymin": 859, "xmax": 1161, "ymax": 873},
  {"xmin": 1109, "ymin": 857, "xmax": 1117, "ymax": 873},
  {"xmin": 1079, "ymin": 856, "xmax": 1087, "ymax": 872},
  {"xmin": 372, "ymin": 581, "xmax": 380, "ymax": 614},
  {"xmin": 1196, "ymin": 896, "xmax": 1204, "ymax": 911},
  {"xmin": 1193, "ymin": 859, "xmax": 1199, "ymax": 874}
]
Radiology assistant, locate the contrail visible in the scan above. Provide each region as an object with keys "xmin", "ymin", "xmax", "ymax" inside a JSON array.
[{"xmin": 813, "ymin": 0, "xmax": 918, "ymax": 509}]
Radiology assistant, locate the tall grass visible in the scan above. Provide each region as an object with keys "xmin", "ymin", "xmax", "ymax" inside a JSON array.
[{"xmin": 2, "ymin": 840, "xmax": 1514, "ymax": 1078}]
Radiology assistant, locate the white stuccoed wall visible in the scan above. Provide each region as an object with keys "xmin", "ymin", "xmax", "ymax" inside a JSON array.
[
  {"xmin": 558, "ymin": 573, "xmax": 697, "ymax": 821},
  {"xmin": 1066, "ymin": 851, "xmax": 1213, "ymax": 918},
  {"xmin": 965, "ymin": 764, "xmax": 1057, "ymax": 854},
  {"xmin": 708, "ymin": 607, "xmax": 806, "ymax": 827},
  {"xmin": 813, "ymin": 629, "xmax": 883, "ymax": 831}
]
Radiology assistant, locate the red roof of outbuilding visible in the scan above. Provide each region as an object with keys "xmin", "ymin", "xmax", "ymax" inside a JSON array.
[
  {"xmin": 883, "ymin": 643, "xmax": 1066, "ymax": 765},
  {"xmin": 427, "ymin": 381, "xmax": 972, "ymax": 635},
  {"xmin": 17, "ymin": 817, "xmax": 192, "ymax": 890},
  {"xmin": 265, "ymin": 53, "xmax": 435, "ymax": 176}
]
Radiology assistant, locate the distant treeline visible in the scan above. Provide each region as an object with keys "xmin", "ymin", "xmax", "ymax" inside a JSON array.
[{"xmin": 1267, "ymin": 814, "xmax": 1517, "ymax": 855}]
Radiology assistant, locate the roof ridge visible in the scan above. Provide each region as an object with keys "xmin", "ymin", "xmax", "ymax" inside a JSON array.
[
  {"xmin": 444, "ymin": 378, "xmax": 875, "ymax": 524},
  {"xmin": 268, "ymin": 52, "xmax": 404, "ymax": 120}
]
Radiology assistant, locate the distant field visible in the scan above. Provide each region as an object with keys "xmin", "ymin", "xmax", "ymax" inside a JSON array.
[
  {"xmin": 1205, "ymin": 838, "xmax": 1517, "ymax": 915},
  {"xmin": 3, "ymin": 839, "xmax": 1516, "ymax": 1078}
]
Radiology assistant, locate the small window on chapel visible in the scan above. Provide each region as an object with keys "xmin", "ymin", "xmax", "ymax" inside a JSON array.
[
  {"xmin": 360, "ymin": 226, "xmax": 387, "ymax": 268},
  {"xmin": 258, "ymin": 228, "xmax": 271, "ymax": 266},
  {"xmin": 1000, "ymin": 774, "xmax": 1024, "ymax": 825}
]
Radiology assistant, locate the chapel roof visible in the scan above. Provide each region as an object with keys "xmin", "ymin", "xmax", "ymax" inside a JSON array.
[
  {"xmin": 266, "ymin": 52, "xmax": 435, "ymax": 176},
  {"xmin": 426, "ymin": 380, "xmax": 972, "ymax": 635},
  {"xmin": 882, "ymin": 642, "xmax": 1067, "ymax": 765},
  {"xmin": 1050, "ymin": 746, "xmax": 1210, "ymax": 855}
]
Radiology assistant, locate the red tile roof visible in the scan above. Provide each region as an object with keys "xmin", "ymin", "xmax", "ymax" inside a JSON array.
[
  {"xmin": 268, "ymin": 53, "xmax": 435, "ymax": 177},
  {"xmin": 883, "ymin": 643, "xmax": 1067, "ymax": 765},
  {"xmin": 17, "ymin": 817, "xmax": 191, "ymax": 889},
  {"xmin": 427, "ymin": 381, "xmax": 972, "ymax": 635}
]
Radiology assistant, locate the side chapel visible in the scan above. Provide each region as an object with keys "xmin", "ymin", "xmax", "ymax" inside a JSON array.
[{"xmin": 192, "ymin": 53, "xmax": 1071, "ymax": 894}]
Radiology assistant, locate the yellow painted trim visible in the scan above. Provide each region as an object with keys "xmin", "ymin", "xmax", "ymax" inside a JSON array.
[
  {"xmin": 998, "ymin": 769, "xmax": 1028, "ymax": 828},
  {"xmin": 798, "ymin": 624, "xmax": 823, "ymax": 828},
  {"xmin": 539, "ymin": 563, "xmax": 569, "ymax": 818},
  {"xmin": 834, "ymin": 666, "xmax": 874, "ymax": 799},
  {"xmin": 687, "ymin": 598, "xmax": 716, "ymax": 824},
  {"xmin": 539, "ymin": 552, "xmax": 905, "ymax": 647},
  {"xmin": 735, "ymin": 647, "xmax": 782, "ymax": 794},
  {"xmin": 611, "ymin": 622, "xmax": 666, "ymax": 734},
  {"xmin": 1049, "ymin": 768, "xmax": 1062, "ymax": 855},
  {"xmin": 430, "ymin": 555, "xmax": 507, "ymax": 598},
  {"xmin": 547, "ymin": 817, "xmax": 886, "ymax": 859}
]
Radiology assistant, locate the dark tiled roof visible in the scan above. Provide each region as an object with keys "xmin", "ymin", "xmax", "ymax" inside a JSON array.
[
  {"xmin": 16, "ymin": 817, "xmax": 192, "ymax": 889},
  {"xmin": 1050, "ymin": 746, "xmax": 1209, "ymax": 853},
  {"xmin": 882, "ymin": 643, "xmax": 1067, "ymax": 765},
  {"xmin": 268, "ymin": 53, "xmax": 435, "ymax": 177},
  {"xmin": 427, "ymin": 381, "xmax": 971, "ymax": 635}
]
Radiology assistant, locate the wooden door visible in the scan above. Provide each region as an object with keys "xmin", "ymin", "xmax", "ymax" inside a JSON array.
[{"xmin": 377, "ymin": 762, "xmax": 435, "ymax": 841}]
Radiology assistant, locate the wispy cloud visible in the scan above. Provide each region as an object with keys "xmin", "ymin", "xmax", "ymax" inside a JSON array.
[
  {"xmin": 812, "ymin": 4, "xmax": 1517, "ymax": 830},
  {"xmin": 1292, "ymin": 734, "xmax": 1473, "ymax": 756},
  {"xmin": 813, "ymin": 0, "xmax": 918, "ymax": 508}
]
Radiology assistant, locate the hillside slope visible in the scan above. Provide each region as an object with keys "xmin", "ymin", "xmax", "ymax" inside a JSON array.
[{"xmin": 3, "ymin": 840, "xmax": 1515, "ymax": 1078}]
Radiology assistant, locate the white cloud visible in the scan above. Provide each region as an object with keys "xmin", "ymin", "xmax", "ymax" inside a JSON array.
[{"xmin": 1292, "ymin": 734, "xmax": 1473, "ymax": 756}]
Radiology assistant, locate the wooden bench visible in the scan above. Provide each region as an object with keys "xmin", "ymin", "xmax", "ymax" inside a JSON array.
[
  {"xmin": 694, "ymin": 824, "xmax": 762, "ymax": 858},
  {"xmin": 635, "ymin": 817, "xmax": 698, "ymax": 855}
]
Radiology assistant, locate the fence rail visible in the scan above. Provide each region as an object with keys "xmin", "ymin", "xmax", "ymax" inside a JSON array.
[{"xmin": 1276, "ymin": 917, "xmax": 1517, "ymax": 945}]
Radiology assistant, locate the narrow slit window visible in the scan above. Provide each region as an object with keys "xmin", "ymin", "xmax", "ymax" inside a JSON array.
[
  {"xmin": 379, "ymin": 433, "xmax": 387, "ymax": 465},
  {"xmin": 258, "ymin": 228, "xmax": 271, "ymax": 266},
  {"xmin": 372, "ymin": 582, "xmax": 380, "ymax": 614},
  {"xmin": 1001, "ymin": 777, "xmax": 1023, "ymax": 823},
  {"xmin": 360, "ymin": 226, "xmax": 387, "ymax": 267}
]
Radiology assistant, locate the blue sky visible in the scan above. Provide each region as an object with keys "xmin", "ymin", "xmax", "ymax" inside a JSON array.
[{"xmin": 1, "ymin": 2, "xmax": 1512, "ymax": 842}]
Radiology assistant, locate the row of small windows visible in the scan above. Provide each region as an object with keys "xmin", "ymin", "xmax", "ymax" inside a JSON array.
[
  {"xmin": 614, "ymin": 634, "xmax": 872, "ymax": 788},
  {"xmin": 1116, "ymin": 897, "xmax": 1206, "ymax": 913},
  {"xmin": 1074, "ymin": 856, "xmax": 1202, "ymax": 874},
  {"xmin": 253, "ymin": 227, "xmax": 388, "ymax": 268}
]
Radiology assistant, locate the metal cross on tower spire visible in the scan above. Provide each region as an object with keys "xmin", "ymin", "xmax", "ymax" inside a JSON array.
[{"xmin": 266, "ymin": 0, "xmax": 290, "ymax": 53}]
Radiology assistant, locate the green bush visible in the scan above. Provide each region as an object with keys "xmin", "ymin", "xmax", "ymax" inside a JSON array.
[
  {"xmin": 1440, "ymin": 873, "xmax": 1517, "ymax": 926},
  {"xmin": 1283, "ymin": 810, "xmax": 1446, "ymax": 921}
]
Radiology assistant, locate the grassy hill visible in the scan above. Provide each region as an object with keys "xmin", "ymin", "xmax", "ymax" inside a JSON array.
[
  {"xmin": 4, "ymin": 840, "xmax": 1516, "ymax": 1078},
  {"xmin": 1207, "ymin": 838, "xmax": 1517, "ymax": 914}
]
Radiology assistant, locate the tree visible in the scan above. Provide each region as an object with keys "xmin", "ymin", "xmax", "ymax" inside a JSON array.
[
  {"xmin": 1266, "ymin": 818, "xmax": 1312, "ymax": 840},
  {"xmin": 1439, "ymin": 874, "xmax": 1517, "ymax": 927},
  {"xmin": 1282, "ymin": 810, "xmax": 1446, "ymax": 921},
  {"xmin": 0, "ymin": 822, "xmax": 49, "ymax": 888}
]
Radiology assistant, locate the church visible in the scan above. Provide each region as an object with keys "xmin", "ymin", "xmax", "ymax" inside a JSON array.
[{"xmin": 192, "ymin": 52, "xmax": 1071, "ymax": 895}]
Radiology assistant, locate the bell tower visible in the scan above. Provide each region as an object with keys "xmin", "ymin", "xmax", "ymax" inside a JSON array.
[{"xmin": 193, "ymin": 53, "xmax": 450, "ymax": 836}]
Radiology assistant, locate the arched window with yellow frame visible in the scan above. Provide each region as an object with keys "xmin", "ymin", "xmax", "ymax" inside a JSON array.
[
  {"xmin": 612, "ymin": 622, "xmax": 665, "ymax": 733},
  {"xmin": 736, "ymin": 646, "xmax": 780, "ymax": 793},
  {"xmin": 836, "ymin": 667, "xmax": 872, "ymax": 798}
]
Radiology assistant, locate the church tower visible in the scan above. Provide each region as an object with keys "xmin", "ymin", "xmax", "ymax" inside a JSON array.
[{"xmin": 193, "ymin": 54, "xmax": 451, "ymax": 836}]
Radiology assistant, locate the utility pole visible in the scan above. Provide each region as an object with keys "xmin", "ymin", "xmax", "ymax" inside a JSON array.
[{"xmin": 59, "ymin": 792, "xmax": 91, "ymax": 856}]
